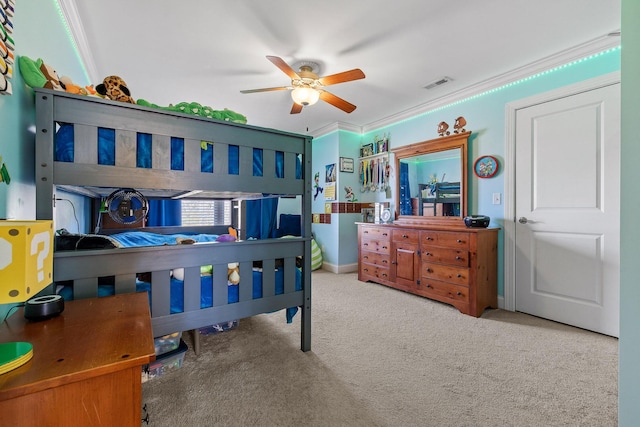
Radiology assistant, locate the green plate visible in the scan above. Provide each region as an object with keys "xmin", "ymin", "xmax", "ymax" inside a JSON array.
[{"xmin": 0, "ymin": 342, "xmax": 33, "ymax": 375}]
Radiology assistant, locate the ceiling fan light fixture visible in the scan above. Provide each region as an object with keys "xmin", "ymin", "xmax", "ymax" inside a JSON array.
[{"xmin": 291, "ymin": 86, "xmax": 320, "ymax": 106}]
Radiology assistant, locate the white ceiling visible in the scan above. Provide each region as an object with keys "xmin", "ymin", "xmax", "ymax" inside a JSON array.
[{"xmin": 59, "ymin": 0, "xmax": 620, "ymax": 136}]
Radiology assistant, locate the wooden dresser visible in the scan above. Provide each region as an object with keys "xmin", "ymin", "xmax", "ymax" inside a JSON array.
[
  {"xmin": 358, "ymin": 222, "xmax": 498, "ymax": 317},
  {"xmin": 0, "ymin": 292, "xmax": 155, "ymax": 427}
]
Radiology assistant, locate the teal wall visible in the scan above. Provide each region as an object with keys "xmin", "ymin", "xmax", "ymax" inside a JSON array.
[
  {"xmin": 311, "ymin": 131, "xmax": 339, "ymax": 266},
  {"xmin": 0, "ymin": 1, "xmax": 87, "ymax": 321},
  {"xmin": 619, "ymin": 0, "xmax": 639, "ymax": 423}
]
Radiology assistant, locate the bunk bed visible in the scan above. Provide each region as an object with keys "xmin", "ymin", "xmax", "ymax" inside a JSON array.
[{"xmin": 34, "ymin": 88, "xmax": 312, "ymax": 352}]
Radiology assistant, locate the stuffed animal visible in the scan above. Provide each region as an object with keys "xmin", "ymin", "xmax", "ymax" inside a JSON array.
[
  {"xmin": 59, "ymin": 75, "xmax": 89, "ymax": 96},
  {"xmin": 18, "ymin": 56, "xmax": 65, "ymax": 91},
  {"xmin": 215, "ymin": 227, "xmax": 238, "ymax": 242},
  {"xmin": 95, "ymin": 75, "xmax": 135, "ymax": 104},
  {"xmin": 137, "ymin": 99, "xmax": 247, "ymax": 124},
  {"xmin": 227, "ymin": 262, "xmax": 240, "ymax": 285}
]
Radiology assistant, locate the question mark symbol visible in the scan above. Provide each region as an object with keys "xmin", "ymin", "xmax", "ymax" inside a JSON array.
[{"xmin": 31, "ymin": 231, "xmax": 50, "ymax": 283}]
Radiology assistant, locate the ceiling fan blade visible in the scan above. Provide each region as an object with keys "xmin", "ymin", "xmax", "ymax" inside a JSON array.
[
  {"xmin": 318, "ymin": 69, "xmax": 365, "ymax": 86},
  {"xmin": 319, "ymin": 91, "xmax": 357, "ymax": 113},
  {"xmin": 266, "ymin": 55, "xmax": 300, "ymax": 80},
  {"xmin": 290, "ymin": 103, "xmax": 303, "ymax": 114},
  {"xmin": 240, "ymin": 86, "xmax": 291, "ymax": 94}
]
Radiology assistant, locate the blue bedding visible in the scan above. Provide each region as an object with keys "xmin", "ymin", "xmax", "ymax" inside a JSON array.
[{"xmin": 106, "ymin": 231, "xmax": 221, "ymax": 248}]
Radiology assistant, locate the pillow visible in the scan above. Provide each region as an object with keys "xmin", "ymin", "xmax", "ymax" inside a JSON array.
[{"xmin": 311, "ymin": 238, "xmax": 323, "ymax": 270}]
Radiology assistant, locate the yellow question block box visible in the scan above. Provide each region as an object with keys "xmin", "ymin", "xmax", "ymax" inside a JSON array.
[{"xmin": 0, "ymin": 220, "xmax": 54, "ymax": 304}]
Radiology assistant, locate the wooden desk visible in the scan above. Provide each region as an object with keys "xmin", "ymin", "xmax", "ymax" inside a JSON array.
[{"xmin": 0, "ymin": 292, "xmax": 155, "ymax": 427}]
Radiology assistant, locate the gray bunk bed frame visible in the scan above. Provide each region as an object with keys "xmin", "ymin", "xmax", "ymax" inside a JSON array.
[{"xmin": 34, "ymin": 88, "xmax": 312, "ymax": 352}]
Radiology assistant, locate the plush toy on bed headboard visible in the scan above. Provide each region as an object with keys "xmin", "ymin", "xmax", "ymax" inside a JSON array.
[
  {"xmin": 137, "ymin": 99, "xmax": 247, "ymax": 124},
  {"xmin": 18, "ymin": 56, "xmax": 65, "ymax": 91},
  {"xmin": 95, "ymin": 75, "xmax": 135, "ymax": 104}
]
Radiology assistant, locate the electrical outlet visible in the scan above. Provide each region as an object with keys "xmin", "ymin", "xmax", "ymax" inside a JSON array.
[{"xmin": 492, "ymin": 193, "xmax": 501, "ymax": 205}]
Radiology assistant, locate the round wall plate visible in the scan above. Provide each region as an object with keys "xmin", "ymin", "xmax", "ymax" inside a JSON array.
[{"xmin": 474, "ymin": 155, "xmax": 499, "ymax": 178}]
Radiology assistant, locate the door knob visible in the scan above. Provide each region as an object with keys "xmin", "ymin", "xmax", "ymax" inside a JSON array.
[{"xmin": 518, "ymin": 217, "xmax": 529, "ymax": 224}]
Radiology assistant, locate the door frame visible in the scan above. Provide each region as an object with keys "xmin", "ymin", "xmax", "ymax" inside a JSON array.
[{"xmin": 503, "ymin": 71, "xmax": 621, "ymax": 311}]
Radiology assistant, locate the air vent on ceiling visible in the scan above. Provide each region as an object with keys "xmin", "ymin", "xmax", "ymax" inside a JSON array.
[{"xmin": 424, "ymin": 76, "xmax": 453, "ymax": 90}]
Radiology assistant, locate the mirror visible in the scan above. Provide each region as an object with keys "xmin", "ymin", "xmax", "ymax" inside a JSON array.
[{"xmin": 391, "ymin": 132, "xmax": 469, "ymax": 224}]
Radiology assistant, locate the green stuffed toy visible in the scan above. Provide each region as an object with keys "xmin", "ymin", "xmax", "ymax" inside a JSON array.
[
  {"xmin": 137, "ymin": 98, "xmax": 247, "ymax": 124},
  {"xmin": 18, "ymin": 56, "xmax": 65, "ymax": 91}
]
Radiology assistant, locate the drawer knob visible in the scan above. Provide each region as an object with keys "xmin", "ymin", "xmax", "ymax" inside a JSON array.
[
  {"xmin": 426, "ymin": 237, "xmax": 433, "ymax": 241},
  {"xmin": 425, "ymin": 252, "xmax": 431, "ymax": 256},
  {"xmin": 455, "ymin": 256, "xmax": 461, "ymax": 260},
  {"xmin": 382, "ymin": 273, "xmax": 388, "ymax": 278},
  {"xmin": 364, "ymin": 255, "xmax": 369, "ymax": 259},
  {"xmin": 382, "ymin": 260, "xmax": 388, "ymax": 264},
  {"xmin": 382, "ymin": 246, "xmax": 388, "ymax": 249},
  {"xmin": 426, "ymin": 268, "xmax": 432, "ymax": 273},
  {"xmin": 457, "ymin": 291, "xmax": 462, "ymax": 296},
  {"xmin": 363, "ymin": 268, "xmax": 369, "ymax": 272},
  {"xmin": 426, "ymin": 284, "xmax": 432, "ymax": 288},
  {"xmin": 382, "ymin": 233, "xmax": 388, "ymax": 236},
  {"xmin": 402, "ymin": 234, "xmax": 408, "ymax": 238},
  {"xmin": 364, "ymin": 230, "xmax": 369, "ymax": 234},
  {"xmin": 457, "ymin": 274, "xmax": 462, "ymax": 278},
  {"xmin": 457, "ymin": 239, "xmax": 462, "ymax": 243}
]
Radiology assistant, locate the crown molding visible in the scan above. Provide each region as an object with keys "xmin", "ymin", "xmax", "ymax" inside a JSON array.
[
  {"xmin": 311, "ymin": 121, "xmax": 362, "ymax": 138},
  {"xmin": 313, "ymin": 34, "xmax": 620, "ymax": 137},
  {"xmin": 57, "ymin": 0, "xmax": 99, "ymax": 82},
  {"xmin": 361, "ymin": 34, "xmax": 620, "ymax": 134}
]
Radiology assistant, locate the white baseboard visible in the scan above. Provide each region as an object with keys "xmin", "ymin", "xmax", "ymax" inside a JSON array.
[{"xmin": 319, "ymin": 262, "xmax": 358, "ymax": 274}]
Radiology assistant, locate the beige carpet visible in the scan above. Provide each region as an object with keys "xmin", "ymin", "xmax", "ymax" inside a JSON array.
[{"xmin": 142, "ymin": 270, "xmax": 618, "ymax": 426}]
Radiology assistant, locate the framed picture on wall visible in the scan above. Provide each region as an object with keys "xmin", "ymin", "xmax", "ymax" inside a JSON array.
[
  {"xmin": 340, "ymin": 157, "xmax": 354, "ymax": 173},
  {"xmin": 361, "ymin": 143, "xmax": 374, "ymax": 157},
  {"xmin": 474, "ymin": 155, "xmax": 499, "ymax": 178}
]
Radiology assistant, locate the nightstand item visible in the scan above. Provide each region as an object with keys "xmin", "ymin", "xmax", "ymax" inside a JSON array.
[{"xmin": 0, "ymin": 292, "xmax": 155, "ymax": 426}]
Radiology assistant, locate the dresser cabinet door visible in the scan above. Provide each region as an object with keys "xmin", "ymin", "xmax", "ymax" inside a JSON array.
[{"xmin": 392, "ymin": 229, "xmax": 420, "ymax": 287}]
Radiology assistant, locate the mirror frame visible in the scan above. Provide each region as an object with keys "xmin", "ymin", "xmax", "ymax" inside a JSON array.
[{"xmin": 391, "ymin": 131, "xmax": 470, "ymax": 225}]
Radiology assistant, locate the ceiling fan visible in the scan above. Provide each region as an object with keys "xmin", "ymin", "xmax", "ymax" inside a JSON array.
[{"xmin": 240, "ymin": 56, "xmax": 365, "ymax": 114}]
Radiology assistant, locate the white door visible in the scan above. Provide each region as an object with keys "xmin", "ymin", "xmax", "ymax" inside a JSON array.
[{"xmin": 514, "ymin": 83, "xmax": 620, "ymax": 337}]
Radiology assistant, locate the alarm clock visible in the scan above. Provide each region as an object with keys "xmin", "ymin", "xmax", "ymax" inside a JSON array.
[{"xmin": 463, "ymin": 215, "xmax": 490, "ymax": 228}]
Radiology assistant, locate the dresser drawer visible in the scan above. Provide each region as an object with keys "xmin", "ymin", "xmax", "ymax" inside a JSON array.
[
  {"xmin": 422, "ymin": 262, "xmax": 469, "ymax": 286},
  {"xmin": 420, "ymin": 231, "xmax": 470, "ymax": 249},
  {"xmin": 361, "ymin": 238, "xmax": 391, "ymax": 255},
  {"xmin": 360, "ymin": 227, "xmax": 391, "ymax": 240},
  {"xmin": 420, "ymin": 279, "xmax": 470, "ymax": 304},
  {"xmin": 421, "ymin": 247, "xmax": 469, "ymax": 267},
  {"xmin": 392, "ymin": 229, "xmax": 419, "ymax": 243},
  {"xmin": 361, "ymin": 251, "xmax": 391, "ymax": 268},
  {"xmin": 360, "ymin": 264, "xmax": 391, "ymax": 282}
]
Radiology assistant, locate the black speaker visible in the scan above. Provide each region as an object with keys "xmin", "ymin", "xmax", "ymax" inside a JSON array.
[
  {"xmin": 464, "ymin": 215, "xmax": 490, "ymax": 228},
  {"xmin": 24, "ymin": 295, "xmax": 65, "ymax": 321}
]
